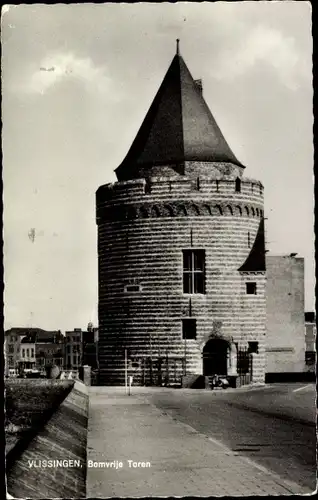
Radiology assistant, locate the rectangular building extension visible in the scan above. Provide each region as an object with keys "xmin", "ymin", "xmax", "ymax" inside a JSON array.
[{"xmin": 266, "ymin": 254, "xmax": 306, "ymax": 380}]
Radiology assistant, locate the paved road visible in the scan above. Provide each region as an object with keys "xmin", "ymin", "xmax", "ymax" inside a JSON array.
[
  {"xmin": 87, "ymin": 384, "xmax": 316, "ymax": 497},
  {"xmin": 144, "ymin": 383, "xmax": 316, "ymax": 491},
  {"xmin": 220, "ymin": 382, "xmax": 316, "ymax": 425}
]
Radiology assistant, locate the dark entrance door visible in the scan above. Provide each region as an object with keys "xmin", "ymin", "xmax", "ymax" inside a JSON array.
[{"xmin": 203, "ymin": 339, "xmax": 229, "ymax": 376}]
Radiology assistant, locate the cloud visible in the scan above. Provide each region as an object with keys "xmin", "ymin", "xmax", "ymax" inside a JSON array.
[
  {"xmin": 22, "ymin": 52, "xmax": 111, "ymax": 95},
  {"xmin": 213, "ymin": 25, "xmax": 311, "ymax": 90}
]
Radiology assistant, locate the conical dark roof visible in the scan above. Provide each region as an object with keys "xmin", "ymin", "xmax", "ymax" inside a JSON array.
[
  {"xmin": 115, "ymin": 51, "xmax": 244, "ymax": 181},
  {"xmin": 238, "ymin": 218, "xmax": 266, "ymax": 272}
]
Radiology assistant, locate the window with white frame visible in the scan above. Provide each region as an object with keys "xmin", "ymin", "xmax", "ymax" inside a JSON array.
[{"xmin": 183, "ymin": 249, "xmax": 205, "ymax": 294}]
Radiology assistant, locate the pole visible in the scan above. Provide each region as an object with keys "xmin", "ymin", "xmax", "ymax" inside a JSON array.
[
  {"xmin": 125, "ymin": 348, "xmax": 128, "ymax": 394},
  {"xmin": 184, "ymin": 338, "xmax": 187, "ymax": 376},
  {"xmin": 128, "ymin": 375, "xmax": 131, "ymax": 396},
  {"xmin": 149, "ymin": 333, "xmax": 153, "ymax": 385},
  {"xmin": 158, "ymin": 339, "xmax": 161, "ymax": 387},
  {"xmin": 166, "ymin": 349, "xmax": 169, "ymax": 386}
]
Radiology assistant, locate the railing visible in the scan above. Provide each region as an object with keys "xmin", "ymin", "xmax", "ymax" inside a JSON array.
[
  {"xmin": 126, "ymin": 356, "xmax": 185, "ymax": 387},
  {"xmin": 237, "ymin": 347, "xmax": 252, "ymax": 386}
]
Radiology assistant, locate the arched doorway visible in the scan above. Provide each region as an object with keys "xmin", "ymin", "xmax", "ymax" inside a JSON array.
[{"xmin": 203, "ymin": 339, "xmax": 229, "ymax": 376}]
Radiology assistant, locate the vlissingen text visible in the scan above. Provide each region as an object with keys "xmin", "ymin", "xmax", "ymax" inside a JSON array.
[
  {"xmin": 28, "ymin": 460, "xmax": 82, "ymax": 468},
  {"xmin": 27, "ymin": 459, "xmax": 151, "ymax": 469},
  {"xmin": 87, "ymin": 460, "xmax": 151, "ymax": 469}
]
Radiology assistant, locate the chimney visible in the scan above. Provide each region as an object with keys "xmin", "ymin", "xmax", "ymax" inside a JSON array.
[{"xmin": 194, "ymin": 79, "xmax": 203, "ymax": 95}]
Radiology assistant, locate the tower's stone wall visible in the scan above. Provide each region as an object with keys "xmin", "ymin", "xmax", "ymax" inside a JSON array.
[{"xmin": 97, "ymin": 172, "xmax": 266, "ymax": 385}]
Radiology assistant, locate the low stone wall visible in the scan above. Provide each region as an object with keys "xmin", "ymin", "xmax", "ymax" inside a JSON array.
[
  {"xmin": 181, "ymin": 374, "xmax": 207, "ymax": 388},
  {"xmin": 6, "ymin": 380, "xmax": 89, "ymax": 499},
  {"xmin": 5, "ymin": 379, "xmax": 74, "ymax": 456}
]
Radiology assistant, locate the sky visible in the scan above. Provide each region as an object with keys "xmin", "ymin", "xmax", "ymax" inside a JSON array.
[{"xmin": 2, "ymin": 2, "xmax": 314, "ymax": 331}]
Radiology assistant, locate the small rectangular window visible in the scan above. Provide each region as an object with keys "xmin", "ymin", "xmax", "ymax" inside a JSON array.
[
  {"xmin": 182, "ymin": 319, "xmax": 197, "ymax": 340},
  {"xmin": 235, "ymin": 178, "xmax": 241, "ymax": 192},
  {"xmin": 125, "ymin": 284, "xmax": 141, "ymax": 292},
  {"xmin": 246, "ymin": 282, "xmax": 257, "ymax": 295},
  {"xmin": 144, "ymin": 179, "xmax": 151, "ymax": 194},
  {"xmin": 248, "ymin": 341, "xmax": 259, "ymax": 354},
  {"xmin": 183, "ymin": 250, "xmax": 205, "ymax": 294}
]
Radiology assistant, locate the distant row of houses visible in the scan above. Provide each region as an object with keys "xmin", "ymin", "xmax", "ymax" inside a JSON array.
[
  {"xmin": 4, "ymin": 323, "xmax": 98, "ymax": 376},
  {"xmin": 304, "ymin": 312, "xmax": 316, "ymax": 370},
  {"xmin": 4, "ymin": 306, "xmax": 316, "ymax": 381}
]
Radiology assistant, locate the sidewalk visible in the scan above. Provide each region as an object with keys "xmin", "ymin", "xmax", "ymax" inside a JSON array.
[{"xmin": 86, "ymin": 387, "xmax": 311, "ymax": 497}]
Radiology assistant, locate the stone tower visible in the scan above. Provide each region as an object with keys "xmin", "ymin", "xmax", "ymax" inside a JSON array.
[{"xmin": 96, "ymin": 44, "xmax": 266, "ymax": 386}]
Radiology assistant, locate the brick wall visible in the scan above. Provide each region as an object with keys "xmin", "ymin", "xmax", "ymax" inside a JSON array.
[
  {"xmin": 97, "ymin": 170, "xmax": 266, "ymax": 385},
  {"xmin": 6, "ymin": 381, "xmax": 89, "ymax": 499}
]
